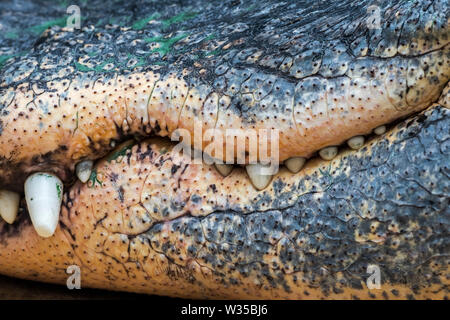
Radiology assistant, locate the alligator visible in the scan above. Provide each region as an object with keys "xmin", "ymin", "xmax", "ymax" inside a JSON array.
[{"xmin": 0, "ymin": 0, "xmax": 449, "ymax": 299}]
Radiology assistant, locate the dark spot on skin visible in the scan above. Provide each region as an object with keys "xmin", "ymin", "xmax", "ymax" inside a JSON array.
[
  {"xmin": 118, "ymin": 186, "xmax": 125, "ymax": 203},
  {"xmin": 209, "ymin": 184, "xmax": 217, "ymax": 193},
  {"xmin": 0, "ymin": 208, "xmax": 31, "ymax": 246},
  {"xmin": 171, "ymin": 164, "xmax": 181, "ymax": 175},
  {"xmin": 109, "ymin": 172, "xmax": 119, "ymax": 182}
]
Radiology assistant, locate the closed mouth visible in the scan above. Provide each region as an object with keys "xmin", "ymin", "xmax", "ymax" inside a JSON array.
[{"xmin": 0, "ymin": 0, "xmax": 449, "ymax": 299}]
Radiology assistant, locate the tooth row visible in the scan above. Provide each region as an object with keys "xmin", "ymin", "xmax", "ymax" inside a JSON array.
[
  {"xmin": 2, "ymin": 126, "xmax": 387, "ymax": 233},
  {"xmin": 76, "ymin": 160, "xmax": 93, "ymax": 183},
  {"xmin": 0, "ymin": 190, "xmax": 20, "ymax": 224},
  {"xmin": 24, "ymin": 172, "xmax": 63, "ymax": 238},
  {"xmin": 216, "ymin": 129, "xmax": 386, "ymax": 190}
]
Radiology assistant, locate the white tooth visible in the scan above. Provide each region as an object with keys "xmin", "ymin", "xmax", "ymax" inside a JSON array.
[
  {"xmin": 319, "ymin": 146, "xmax": 338, "ymax": 160},
  {"xmin": 76, "ymin": 160, "xmax": 93, "ymax": 183},
  {"xmin": 214, "ymin": 163, "xmax": 233, "ymax": 177},
  {"xmin": 0, "ymin": 190, "xmax": 20, "ymax": 224},
  {"xmin": 374, "ymin": 125, "xmax": 386, "ymax": 135},
  {"xmin": 347, "ymin": 136, "xmax": 365, "ymax": 150},
  {"xmin": 246, "ymin": 163, "xmax": 273, "ymax": 191},
  {"xmin": 24, "ymin": 173, "xmax": 63, "ymax": 238},
  {"xmin": 285, "ymin": 157, "xmax": 306, "ymax": 173}
]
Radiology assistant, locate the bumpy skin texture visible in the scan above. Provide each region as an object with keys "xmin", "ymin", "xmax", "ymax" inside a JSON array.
[
  {"xmin": 0, "ymin": 0, "xmax": 449, "ymax": 190},
  {"xmin": 0, "ymin": 0, "xmax": 449, "ymax": 299},
  {"xmin": 0, "ymin": 104, "xmax": 449, "ymax": 299}
]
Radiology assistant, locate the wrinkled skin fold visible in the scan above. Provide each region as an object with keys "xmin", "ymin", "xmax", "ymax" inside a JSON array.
[{"xmin": 0, "ymin": 0, "xmax": 449, "ymax": 299}]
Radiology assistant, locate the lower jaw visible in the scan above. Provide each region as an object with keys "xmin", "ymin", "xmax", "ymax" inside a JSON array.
[{"xmin": 0, "ymin": 103, "xmax": 448, "ymax": 299}]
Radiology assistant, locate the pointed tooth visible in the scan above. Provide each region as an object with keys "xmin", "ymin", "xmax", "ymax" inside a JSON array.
[
  {"xmin": 0, "ymin": 190, "xmax": 20, "ymax": 224},
  {"xmin": 76, "ymin": 160, "xmax": 93, "ymax": 183},
  {"xmin": 319, "ymin": 146, "xmax": 338, "ymax": 160},
  {"xmin": 374, "ymin": 125, "xmax": 386, "ymax": 135},
  {"xmin": 246, "ymin": 164, "xmax": 273, "ymax": 191},
  {"xmin": 285, "ymin": 157, "xmax": 306, "ymax": 173},
  {"xmin": 347, "ymin": 136, "xmax": 365, "ymax": 150},
  {"xmin": 214, "ymin": 163, "xmax": 233, "ymax": 177},
  {"xmin": 24, "ymin": 173, "xmax": 63, "ymax": 238}
]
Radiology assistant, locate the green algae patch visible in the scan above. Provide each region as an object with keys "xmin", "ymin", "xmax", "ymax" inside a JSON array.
[
  {"xmin": 108, "ymin": 15, "xmax": 131, "ymax": 27},
  {"xmin": 107, "ymin": 141, "xmax": 135, "ymax": 162},
  {"xmin": 203, "ymin": 33, "xmax": 216, "ymax": 41},
  {"xmin": 126, "ymin": 53, "xmax": 147, "ymax": 68},
  {"xmin": 28, "ymin": 17, "xmax": 67, "ymax": 35},
  {"xmin": 144, "ymin": 33, "xmax": 188, "ymax": 57},
  {"xmin": 162, "ymin": 11, "xmax": 198, "ymax": 28},
  {"xmin": 74, "ymin": 61, "xmax": 92, "ymax": 72},
  {"xmin": 36, "ymin": 173, "xmax": 54, "ymax": 179},
  {"xmin": 132, "ymin": 13, "xmax": 160, "ymax": 30},
  {"xmin": 205, "ymin": 49, "xmax": 221, "ymax": 57},
  {"xmin": 93, "ymin": 59, "xmax": 115, "ymax": 72},
  {"xmin": 75, "ymin": 54, "xmax": 147, "ymax": 73},
  {"xmin": 88, "ymin": 169, "xmax": 103, "ymax": 188},
  {"xmin": 56, "ymin": 184, "xmax": 62, "ymax": 199},
  {"xmin": 74, "ymin": 58, "xmax": 115, "ymax": 73},
  {"xmin": 0, "ymin": 55, "xmax": 15, "ymax": 69},
  {"xmin": 27, "ymin": 15, "xmax": 86, "ymax": 35},
  {"xmin": 319, "ymin": 164, "xmax": 334, "ymax": 191},
  {"xmin": 4, "ymin": 31, "xmax": 19, "ymax": 39}
]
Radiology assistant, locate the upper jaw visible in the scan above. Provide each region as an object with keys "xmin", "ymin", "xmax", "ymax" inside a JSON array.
[
  {"xmin": 0, "ymin": 45, "xmax": 448, "ymax": 192},
  {"xmin": 1, "ymin": 43, "xmax": 449, "ymax": 177}
]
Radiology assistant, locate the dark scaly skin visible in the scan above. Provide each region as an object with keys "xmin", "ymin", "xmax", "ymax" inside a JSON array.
[
  {"xmin": 0, "ymin": 0, "xmax": 449, "ymax": 299},
  {"xmin": 0, "ymin": 103, "xmax": 449, "ymax": 299}
]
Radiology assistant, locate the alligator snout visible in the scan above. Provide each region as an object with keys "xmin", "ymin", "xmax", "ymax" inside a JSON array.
[{"xmin": 0, "ymin": 0, "xmax": 449, "ymax": 299}]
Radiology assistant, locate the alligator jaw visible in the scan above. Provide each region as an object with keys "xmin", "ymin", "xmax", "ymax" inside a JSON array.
[{"xmin": 0, "ymin": 0, "xmax": 449, "ymax": 299}]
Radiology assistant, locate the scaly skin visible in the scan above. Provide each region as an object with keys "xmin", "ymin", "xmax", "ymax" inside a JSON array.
[{"xmin": 0, "ymin": 0, "xmax": 449, "ymax": 299}]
